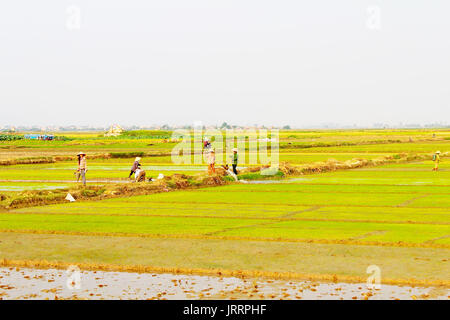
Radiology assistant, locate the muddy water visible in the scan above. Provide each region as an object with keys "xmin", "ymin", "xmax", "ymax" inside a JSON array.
[
  {"xmin": 0, "ymin": 179, "xmax": 128, "ymax": 183},
  {"xmin": 44, "ymin": 165, "xmax": 205, "ymax": 171},
  {"xmin": 0, "ymin": 185, "xmax": 69, "ymax": 191},
  {"xmin": 0, "ymin": 267, "xmax": 447, "ymax": 300},
  {"xmin": 246, "ymin": 178, "xmax": 312, "ymax": 184}
]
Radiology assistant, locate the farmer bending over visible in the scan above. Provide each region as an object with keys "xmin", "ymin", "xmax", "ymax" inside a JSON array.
[
  {"xmin": 135, "ymin": 168, "xmax": 146, "ymax": 182},
  {"xmin": 129, "ymin": 157, "xmax": 141, "ymax": 179}
]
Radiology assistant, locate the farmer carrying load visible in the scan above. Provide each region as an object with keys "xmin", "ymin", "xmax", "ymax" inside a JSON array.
[
  {"xmin": 77, "ymin": 152, "xmax": 87, "ymax": 186},
  {"xmin": 129, "ymin": 157, "xmax": 141, "ymax": 179},
  {"xmin": 432, "ymin": 151, "xmax": 441, "ymax": 171}
]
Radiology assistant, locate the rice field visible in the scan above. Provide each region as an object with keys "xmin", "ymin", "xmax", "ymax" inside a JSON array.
[
  {"xmin": 1, "ymin": 161, "xmax": 449, "ymax": 286},
  {"xmin": 0, "ymin": 129, "xmax": 449, "ymax": 299},
  {"xmin": 5, "ymin": 161, "xmax": 450, "ymax": 243}
]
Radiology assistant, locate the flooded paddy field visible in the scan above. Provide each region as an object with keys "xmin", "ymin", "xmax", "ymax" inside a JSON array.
[
  {"xmin": 0, "ymin": 184, "xmax": 70, "ymax": 192},
  {"xmin": 1, "ymin": 267, "xmax": 448, "ymax": 300},
  {"xmin": 0, "ymin": 161, "xmax": 207, "ymax": 181}
]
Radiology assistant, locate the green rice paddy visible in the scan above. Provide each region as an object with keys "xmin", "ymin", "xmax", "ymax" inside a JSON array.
[
  {"xmin": 0, "ymin": 129, "xmax": 449, "ymax": 284},
  {"xmin": 6, "ymin": 162, "xmax": 450, "ymax": 245}
]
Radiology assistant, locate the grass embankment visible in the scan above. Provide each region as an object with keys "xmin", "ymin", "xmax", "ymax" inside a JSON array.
[{"xmin": 0, "ymin": 171, "xmax": 228, "ymax": 209}]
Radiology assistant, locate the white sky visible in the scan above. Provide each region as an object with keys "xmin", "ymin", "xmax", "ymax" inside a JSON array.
[{"xmin": 1, "ymin": 1, "xmax": 449, "ymax": 127}]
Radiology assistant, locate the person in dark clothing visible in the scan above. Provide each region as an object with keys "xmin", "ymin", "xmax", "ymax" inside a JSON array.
[
  {"xmin": 75, "ymin": 154, "xmax": 82, "ymax": 182},
  {"xmin": 203, "ymin": 138, "xmax": 211, "ymax": 150},
  {"xmin": 232, "ymin": 148, "xmax": 238, "ymax": 175},
  {"xmin": 129, "ymin": 157, "xmax": 141, "ymax": 179}
]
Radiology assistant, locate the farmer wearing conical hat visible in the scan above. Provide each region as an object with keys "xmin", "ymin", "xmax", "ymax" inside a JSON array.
[
  {"xmin": 207, "ymin": 149, "xmax": 216, "ymax": 175},
  {"xmin": 432, "ymin": 151, "xmax": 441, "ymax": 171},
  {"xmin": 129, "ymin": 157, "xmax": 142, "ymax": 179},
  {"xmin": 77, "ymin": 152, "xmax": 87, "ymax": 186}
]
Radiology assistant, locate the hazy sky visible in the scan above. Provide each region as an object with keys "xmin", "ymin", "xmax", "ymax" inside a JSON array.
[{"xmin": 1, "ymin": 1, "xmax": 449, "ymax": 127}]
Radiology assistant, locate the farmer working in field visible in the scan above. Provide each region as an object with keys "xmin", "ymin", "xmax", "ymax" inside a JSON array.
[
  {"xmin": 74, "ymin": 153, "xmax": 82, "ymax": 182},
  {"xmin": 231, "ymin": 148, "xmax": 239, "ymax": 175},
  {"xmin": 432, "ymin": 151, "xmax": 441, "ymax": 171},
  {"xmin": 207, "ymin": 149, "xmax": 216, "ymax": 175},
  {"xmin": 77, "ymin": 152, "xmax": 87, "ymax": 186},
  {"xmin": 129, "ymin": 157, "xmax": 141, "ymax": 179},
  {"xmin": 134, "ymin": 167, "xmax": 146, "ymax": 182}
]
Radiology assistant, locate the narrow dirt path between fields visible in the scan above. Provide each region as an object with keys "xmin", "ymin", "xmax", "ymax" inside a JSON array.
[
  {"xmin": 396, "ymin": 194, "xmax": 430, "ymax": 207},
  {"xmin": 424, "ymin": 234, "xmax": 450, "ymax": 244},
  {"xmin": 348, "ymin": 230, "xmax": 387, "ymax": 241},
  {"xmin": 203, "ymin": 206, "xmax": 322, "ymax": 236}
]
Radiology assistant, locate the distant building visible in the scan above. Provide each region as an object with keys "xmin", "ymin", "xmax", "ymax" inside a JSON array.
[{"xmin": 104, "ymin": 124, "xmax": 124, "ymax": 137}]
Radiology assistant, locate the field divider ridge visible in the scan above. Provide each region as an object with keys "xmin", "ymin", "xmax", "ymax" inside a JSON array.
[
  {"xmin": 4, "ymin": 210, "xmax": 449, "ymax": 225},
  {"xmin": 0, "ymin": 229, "xmax": 448, "ymax": 249}
]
